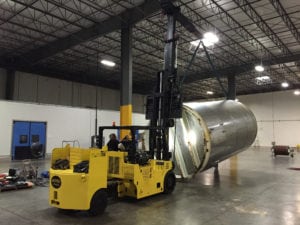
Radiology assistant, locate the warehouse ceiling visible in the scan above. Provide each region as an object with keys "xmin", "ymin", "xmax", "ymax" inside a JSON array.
[{"xmin": 0, "ymin": 0, "xmax": 300, "ymax": 101}]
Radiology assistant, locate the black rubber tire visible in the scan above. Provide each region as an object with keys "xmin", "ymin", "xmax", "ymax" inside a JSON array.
[
  {"xmin": 58, "ymin": 208, "xmax": 77, "ymax": 215},
  {"xmin": 88, "ymin": 189, "xmax": 108, "ymax": 216},
  {"xmin": 163, "ymin": 171, "xmax": 176, "ymax": 194}
]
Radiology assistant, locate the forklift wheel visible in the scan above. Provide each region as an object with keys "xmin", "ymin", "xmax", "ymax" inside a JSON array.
[
  {"xmin": 88, "ymin": 189, "xmax": 108, "ymax": 216},
  {"xmin": 163, "ymin": 171, "xmax": 176, "ymax": 194},
  {"xmin": 58, "ymin": 209, "xmax": 77, "ymax": 215}
]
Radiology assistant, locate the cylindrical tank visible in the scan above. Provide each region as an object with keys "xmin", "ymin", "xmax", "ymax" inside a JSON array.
[{"xmin": 169, "ymin": 100, "xmax": 257, "ymax": 178}]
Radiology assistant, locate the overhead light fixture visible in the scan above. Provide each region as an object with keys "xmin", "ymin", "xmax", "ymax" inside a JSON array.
[
  {"xmin": 204, "ymin": 32, "xmax": 219, "ymax": 43},
  {"xmin": 255, "ymin": 65, "xmax": 264, "ymax": 72},
  {"xmin": 255, "ymin": 75, "xmax": 270, "ymax": 81},
  {"xmin": 206, "ymin": 91, "xmax": 214, "ymax": 95},
  {"xmin": 281, "ymin": 82, "xmax": 289, "ymax": 88},
  {"xmin": 255, "ymin": 75, "xmax": 271, "ymax": 85},
  {"xmin": 294, "ymin": 90, "xmax": 300, "ymax": 96},
  {"xmin": 190, "ymin": 32, "xmax": 219, "ymax": 48},
  {"xmin": 101, "ymin": 59, "xmax": 115, "ymax": 67}
]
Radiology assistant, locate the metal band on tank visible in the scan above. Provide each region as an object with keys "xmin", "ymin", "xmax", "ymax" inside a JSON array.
[{"xmin": 182, "ymin": 105, "xmax": 211, "ymax": 174}]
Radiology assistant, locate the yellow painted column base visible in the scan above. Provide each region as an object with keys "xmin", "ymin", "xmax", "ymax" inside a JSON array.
[{"xmin": 120, "ymin": 104, "xmax": 132, "ymax": 139}]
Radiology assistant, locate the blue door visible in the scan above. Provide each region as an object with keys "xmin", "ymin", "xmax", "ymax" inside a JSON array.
[
  {"xmin": 12, "ymin": 121, "xmax": 30, "ymax": 160},
  {"xmin": 30, "ymin": 122, "xmax": 46, "ymax": 158},
  {"xmin": 11, "ymin": 121, "xmax": 46, "ymax": 160}
]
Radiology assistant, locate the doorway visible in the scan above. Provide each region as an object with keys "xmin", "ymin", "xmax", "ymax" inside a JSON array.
[{"xmin": 11, "ymin": 121, "xmax": 47, "ymax": 160}]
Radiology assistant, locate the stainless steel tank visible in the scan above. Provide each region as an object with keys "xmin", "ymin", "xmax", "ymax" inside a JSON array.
[{"xmin": 169, "ymin": 100, "xmax": 257, "ymax": 178}]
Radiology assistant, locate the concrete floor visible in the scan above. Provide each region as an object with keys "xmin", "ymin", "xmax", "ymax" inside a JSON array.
[{"xmin": 0, "ymin": 147, "xmax": 300, "ymax": 225}]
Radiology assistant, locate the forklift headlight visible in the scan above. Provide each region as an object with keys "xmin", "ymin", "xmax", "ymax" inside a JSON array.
[{"xmin": 51, "ymin": 176, "xmax": 61, "ymax": 189}]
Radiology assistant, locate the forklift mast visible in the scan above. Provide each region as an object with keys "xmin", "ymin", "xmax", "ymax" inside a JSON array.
[{"xmin": 146, "ymin": 1, "xmax": 183, "ymax": 161}]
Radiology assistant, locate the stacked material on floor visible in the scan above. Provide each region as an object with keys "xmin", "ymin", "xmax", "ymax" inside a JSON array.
[{"xmin": 0, "ymin": 170, "xmax": 34, "ymax": 192}]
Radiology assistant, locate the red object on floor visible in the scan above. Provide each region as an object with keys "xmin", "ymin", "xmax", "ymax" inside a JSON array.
[
  {"xmin": 271, "ymin": 145, "xmax": 294, "ymax": 157},
  {"xmin": 288, "ymin": 167, "xmax": 300, "ymax": 171}
]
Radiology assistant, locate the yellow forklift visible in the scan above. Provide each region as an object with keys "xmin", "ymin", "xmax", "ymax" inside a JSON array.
[
  {"xmin": 49, "ymin": 125, "xmax": 176, "ymax": 215},
  {"xmin": 49, "ymin": 0, "xmax": 200, "ymax": 215}
]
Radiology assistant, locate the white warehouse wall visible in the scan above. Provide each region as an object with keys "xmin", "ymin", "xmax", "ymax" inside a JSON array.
[
  {"xmin": 0, "ymin": 69, "xmax": 146, "ymax": 113},
  {"xmin": 238, "ymin": 90, "xmax": 300, "ymax": 147},
  {"xmin": 2, "ymin": 69, "xmax": 299, "ymax": 149},
  {"xmin": 0, "ymin": 100, "xmax": 147, "ymax": 157}
]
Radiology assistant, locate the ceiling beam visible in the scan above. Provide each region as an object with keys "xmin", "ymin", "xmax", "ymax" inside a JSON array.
[
  {"xmin": 269, "ymin": 0, "xmax": 300, "ymax": 44},
  {"xmin": 5, "ymin": 0, "xmax": 163, "ymax": 66},
  {"xmin": 183, "ymin": 52, "xmax": 300, "ymax": 84}
]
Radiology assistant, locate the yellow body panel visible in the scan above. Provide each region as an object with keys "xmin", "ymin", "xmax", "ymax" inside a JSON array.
[
  {"xmin": 49, "ymin": 146, "xmax": 173, "ymax": 211},
  {"xmin": 107, "ymin": 152, "xmax": 172, "ymax": 199},
  {"xmin": 49, "ymin": 147, "xmax": 108, "ymax": 210},
  {"xmin": 120, "ymin": 104, "xmax": 132, "ymax": 139}
]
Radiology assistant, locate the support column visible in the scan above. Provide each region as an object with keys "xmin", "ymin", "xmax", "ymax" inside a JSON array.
[
  {"xmin": 5, "ymin": 69, "xmax": 15, "ymax": 100},
  {"xmin": 120, "ymin": 24, "xmax": 133, "ymax": 139},
  {"xmin": 227, "ymin": 74, "xmax": 236, "ymax": 100}
]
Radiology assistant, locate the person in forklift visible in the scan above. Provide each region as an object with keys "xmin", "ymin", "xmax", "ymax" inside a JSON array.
[
  {"xmin": 115, "ymin": 135, "xmax": 129, "ymax": 151},
  {"xmin": 116, "ymin": 134, "xmax": 136, "ymax": 152},
  {"xmin": 138, "ymin": 133, "xmax": 146, "ymax": 151},
  {"xmin": 107, "ymin": 133, "xmax": 119, "ymax": 151},
  {"xmin": 121, "ymin": 135, "xmax": 131, "ymax": 150}
]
